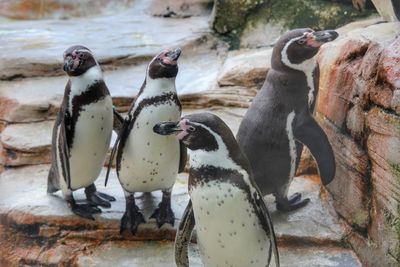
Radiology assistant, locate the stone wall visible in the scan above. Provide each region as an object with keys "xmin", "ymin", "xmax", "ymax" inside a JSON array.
[{"xmin": 316, "ymin": 21, "xmax": 400, "ymax": 266}]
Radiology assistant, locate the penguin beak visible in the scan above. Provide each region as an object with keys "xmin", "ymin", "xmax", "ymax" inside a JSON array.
[
  {"xmin": 311, "ymin": 30, "xmax": 338, "ymax": 43},
  {"xmin": 153, "ymin": 121, "xmax": 182, "ymax": 136},
  {"xmin": 168, "ymin": 48, "xmax": 182, "ymax": 61},
  {"xmin": 63, "ymin": 56, "xmax": 74, "ymax": 72}
]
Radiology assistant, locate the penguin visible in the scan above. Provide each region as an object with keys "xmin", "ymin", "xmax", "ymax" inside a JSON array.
[
  {"xmin": 236, "ymin": 29, "xmax": 338, "ymax": 212},
  {"xmin": 153, "ymin": 112, "xmax": 280, "ymax": 267},
  {"xmin": 47, "ymin": 45, "xmax": 116, "ymax": 220},
  {"xmin": 371, "ymin": 0, "xmax": 400, "ymax": 21},
  {"xmin": 106, "ymin": 48, "xmax": 187, "ymax": 234}
]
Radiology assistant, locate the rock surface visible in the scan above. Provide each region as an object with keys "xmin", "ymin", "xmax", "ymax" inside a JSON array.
[
  {"xmin": 0, "ymin": 0, "xmax": 209, "ymax": 80},
  {"xmin": 0, "ymin": 164, "xmax": 356, "ymax": 266},
  {"xmin": 316, "ymin": 20, "xmax": 400, "ymax": 266},
  {"xmin": 148, "ymin": 0, "xmax": 212, "ymax": 18}
]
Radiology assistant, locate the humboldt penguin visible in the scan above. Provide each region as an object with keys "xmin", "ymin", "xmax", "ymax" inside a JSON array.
[
  {"xmin": 47, "ymin": 45, "xmax": 115, "ymax": 220},
  {"xmin": 237, "ymin": 29, "xmax": 338, "ymax": 211},
  {"xmin": 106, "ymin": 48, "xmax": 187, "ymax": 234},
  {"xmin": 154, "ymin": 112, "xmax": 279, "ymax": 267}
]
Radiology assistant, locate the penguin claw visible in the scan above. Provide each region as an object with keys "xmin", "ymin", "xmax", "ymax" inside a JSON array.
[
  {"xmin": 71, "ymin": 203, "xmax": 102, "ymax": 220},
  {"xmin": 86, "ymin": 192, "xmax": 112, "ymax": 208},
  {"xmin": 150, "ymin": 203, "xmax": 175, "ymax": 228},
  {"xmin": 120, "ymin": 206, "xmax": 145, "ymax": 235},
  {"xmin": 96, "ymin": 191, "xmax": 116, "ymax": 202},
  {"xmin": 276, "ymin": 196, "xmax": 310, "ymax": 212}
]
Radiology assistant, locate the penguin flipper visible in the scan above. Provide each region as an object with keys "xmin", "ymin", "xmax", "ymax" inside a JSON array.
[
  {"xmin": 58, "ymin": 120, "xmax": 72, "ymax": 189},
  {"xmin": 254, "ymin": 192, "xmax": 280, "ymax": 267},
  {"xmin": 113, "ymin": 107, "xmax": 124, "ymax": 133},
  {"xmin": 178, "ymin": 141, "xmax": 187, "ymax": 173},
  {"xmin": 293, "ymin": 112, "xmax": 336, "ymax": 185},
  {"xmin": 175, "ymin": 200, "xmax": 195, "ymax": 267}
]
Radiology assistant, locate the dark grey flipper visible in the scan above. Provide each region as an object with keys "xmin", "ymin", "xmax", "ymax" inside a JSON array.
[
  {"xmin": 120, "ymin": 194, "xmax": 145, "ymax": 234},
  {"xmin": 253, "ymin": 192, "xmax": 280, "ymax": 267},
  {"xmin": 393, "ymin": 0, "xmax": 400, "ymax": 20},
  {"xmin": 150, "ymin": 190, "xmax": 175, "ymax": 227},
  {"xmin": 179, "ymin": 141, "xmax": 187, "ymax": 173},
  {"xmin": 293, "ymin": 112, "xmax": 336, "ymax": 185},
  {"xmin": 85, "ymin": 184, "xmax": 116, "ymax": 208},
  {"xmin": 113, "ymin": 107, "xmax": 124, "ymax": 133},
  {"xmin": 175, "ymin": 200, "xmax": 195, "ymax": 267}
]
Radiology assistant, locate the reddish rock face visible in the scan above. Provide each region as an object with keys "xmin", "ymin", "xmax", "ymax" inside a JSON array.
[{"xmin": 317, "ymin": 21, "xmax": 400, "ymax": 266}]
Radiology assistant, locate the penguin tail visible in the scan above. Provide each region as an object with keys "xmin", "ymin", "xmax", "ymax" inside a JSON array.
[{"xmin": 47, "ymin": 164, "xmax": 60, "ymax": 193}]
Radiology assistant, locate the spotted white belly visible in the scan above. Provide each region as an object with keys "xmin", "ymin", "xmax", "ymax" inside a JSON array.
[
  {"xmin": 67, "ymin": 96, "xmax": 113, "ymax": 190},
  {"xmin": 191, "ymin": 181, "xmax": 271, "ymax": 267},
  {"xmin": 119, "ymin": 103, "xmax": 180, "ymax": 193}
]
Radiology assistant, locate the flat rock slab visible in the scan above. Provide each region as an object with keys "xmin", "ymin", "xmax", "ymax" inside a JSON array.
[
  {"xmin": 0, "ymin": 36, "xmax": 224, "ymax": 124},
  {"xmin": 0, "ymin": 107, "xmax": 244, "ymax": 167},
  {"xmin": 0, "ymin": 164, "xmax": 346, "ymax": 245},
  {"xmin": 77, "ymin": 242, "xmax": 361, "ymax": 267},
  {"xmin": 0, "ymin": 0, "xmax": 209, "ymax": 79}
]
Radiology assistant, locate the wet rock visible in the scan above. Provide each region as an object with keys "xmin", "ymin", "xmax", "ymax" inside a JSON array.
[
  {"xmin": 217, "ymin": 48, "xmax": 272, "ymax": 88},
  {"xmin": 0, "ymin": 0, "xmax": 209, "ymax": 80},
  {"xmin": 0, "ymin": 0, "xmax": 135, "ymax": 20},
  {"xmin": 346, "ymin": 103, "xmax": 366, "ymax": 142},
  {"xmin": 148, "ymin": 0, "xmax": 212, "ymax": 18},
  {"xmin": 320, "ymin": 119, "xmax": 370, "ymax": 229}
]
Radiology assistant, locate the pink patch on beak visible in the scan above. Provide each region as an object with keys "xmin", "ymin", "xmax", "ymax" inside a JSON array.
[
  {"xmin": 176, "ymin": 119, "xmax": 189, "ymax": 140},
  {"xmin": 305, "ymin": 32, "xmax": 322, "ymax": 48}
]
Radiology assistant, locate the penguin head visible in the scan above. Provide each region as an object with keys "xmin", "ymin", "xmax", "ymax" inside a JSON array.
[
  {"xmin": 147, "ymin": 48, "xmax": 182, "ymax": 80},
  {"xmin": 63, "ymin": 45, "xmax": 98, "ymax": 76},
  {"xmin": 273, "ymin": 28, "xmax": 338, "ymax": 71}
]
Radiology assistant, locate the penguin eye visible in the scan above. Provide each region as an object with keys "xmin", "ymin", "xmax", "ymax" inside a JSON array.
[
  {"xmin": 187, "ymin": 126, "xmax": 196, "ymax": 132},
  {"xmin": 297, "ymin": 39, "xmax": 306, "ymax": 45},
  {"xmin": 79, "ymin": 53, "xmax": 84, "ymax": 59}
]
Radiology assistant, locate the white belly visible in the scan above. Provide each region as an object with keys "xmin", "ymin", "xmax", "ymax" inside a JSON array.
[
  {"xmin": 191, "ymin": 181, "xmax": 271, "ymax": 267},
  {"xmin": 119, "ymin": 103, "xmax": 180, "ymax": 193},
  {"xmin": 67, "ymin": 96, "xmax": 113, "ymax": 190}
]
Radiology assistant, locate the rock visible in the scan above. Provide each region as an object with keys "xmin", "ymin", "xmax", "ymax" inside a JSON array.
[
  {"xmin": 317, "ymin": 22, "xmax": 400, "ymax": 128},
  {"xmin": 0, "ymin": 120, "xmax": 53, "ymax": 166},
  {"xmin": 296, "ymin": 148, "xmax": 318, "ymax": 176},
  {"xmin": 0, "ymin": 0, "xmax": 209, "ymax": 80},
  {"xmin": 0, "ymin": 35, "xmax": 226, "ymax": 124},
  {"xmin": 148, "ymin": 0, "xmax": 212, "ymax": 18},
  {"xmin": 346, "ymin": 103, "xmax": 366, "ymax": 142},
  {"xmin": 239, "ymin": 0, "xmax": 376, "ymax": 48},
  {"xmin": 217, "ymin": 48, "xmax": 272, "ymax": 88},
  {"xmin": 0, "ymin": 0, "xmax": 135, "ymax": 20},
  {"xmin": 366, "ymin": 108, "xmax": 400, "ymax": 261},
  {"xmin": 0, "ymin": 163, "xmax": 356, "ymax": 266},
  {"xmin": 320, "ymin": 119, "xmax": 370, "ymax": 229}
]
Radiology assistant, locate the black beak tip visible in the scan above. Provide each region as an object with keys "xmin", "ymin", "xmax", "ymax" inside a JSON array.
[
  {"xmin": 153, "ymin": 123, "xmax": 163, "ymax": 134},
  {"xmin": 63, "ymin": 63, "xmax": 68, "ymax": 72},
  {"xmin": 327, "ymin": 30, "xmax": 339, "ymax": 40}
]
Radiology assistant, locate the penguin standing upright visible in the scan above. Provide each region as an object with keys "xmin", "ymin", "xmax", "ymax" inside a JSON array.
[
  {"xmin": 48, "ymin": 45, "xmax": 116, "ymax": 220},
  {"xmin": 107, "ymin": 48, "xmax": 186, "ymax": 234},
  {"xmin": 237, "ymin": 29, "xmax": 338, "ymax": 211},
  {"xmin": 154, "ymin": 113, "xmax": 279, "ymax": 267}
]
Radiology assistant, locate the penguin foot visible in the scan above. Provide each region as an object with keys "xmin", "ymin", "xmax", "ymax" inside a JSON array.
[
  {"xmin": 288, "ymin": 192, "xmax": 302, "ymax": 204},
  {"xmin": 276, "ymin": 195, "xmax": 310, "ymax": 212},
  {"xmin": 96, "ymin": 191, "xmax": 116, "ymax": 202},
  {"xmin": 86, "ymin": 192, "xmax": 112, "ymax": 208},
  {"xmin": 150, "ymin": 202, "xmax": 175, "ymax": 228},
  {"xmin": 120, "ymin": 205, "xmax": 145, "ymax": 235},
  {"xmin": 70, "ymin": 203, "xmax": 102, "ymax": 220}
]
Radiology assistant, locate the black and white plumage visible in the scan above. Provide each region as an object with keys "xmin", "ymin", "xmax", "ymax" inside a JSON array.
[
  {"xmin": 154, "ymin": 113, "xmax": 279, "ymax": 267},
  {"xmin": 47, "ymin": 45, "xmax": 116, "ymax": 220},
  {"xmin": 237, "ymin": 29, "xmax": 338, "ymax": 212},
  {"xmin": 107, "ymin": 48, "xmax": 187, "ymax": 234}
]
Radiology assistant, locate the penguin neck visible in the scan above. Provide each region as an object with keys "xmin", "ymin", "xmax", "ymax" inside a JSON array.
[
  {"xmin": 280, "ymin": 44, "xmax": 317, "ymax": 107},
  {"xmin": 68, "ymin": 64, "xmax": 103, "ymax": 114},
  {"xmin": 69, "ymin": 64, "xmax": 103, "ymax": 96},
  {"xmin": 144, "ymin": 77, "xmax": 176, "ymax": 96}
]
